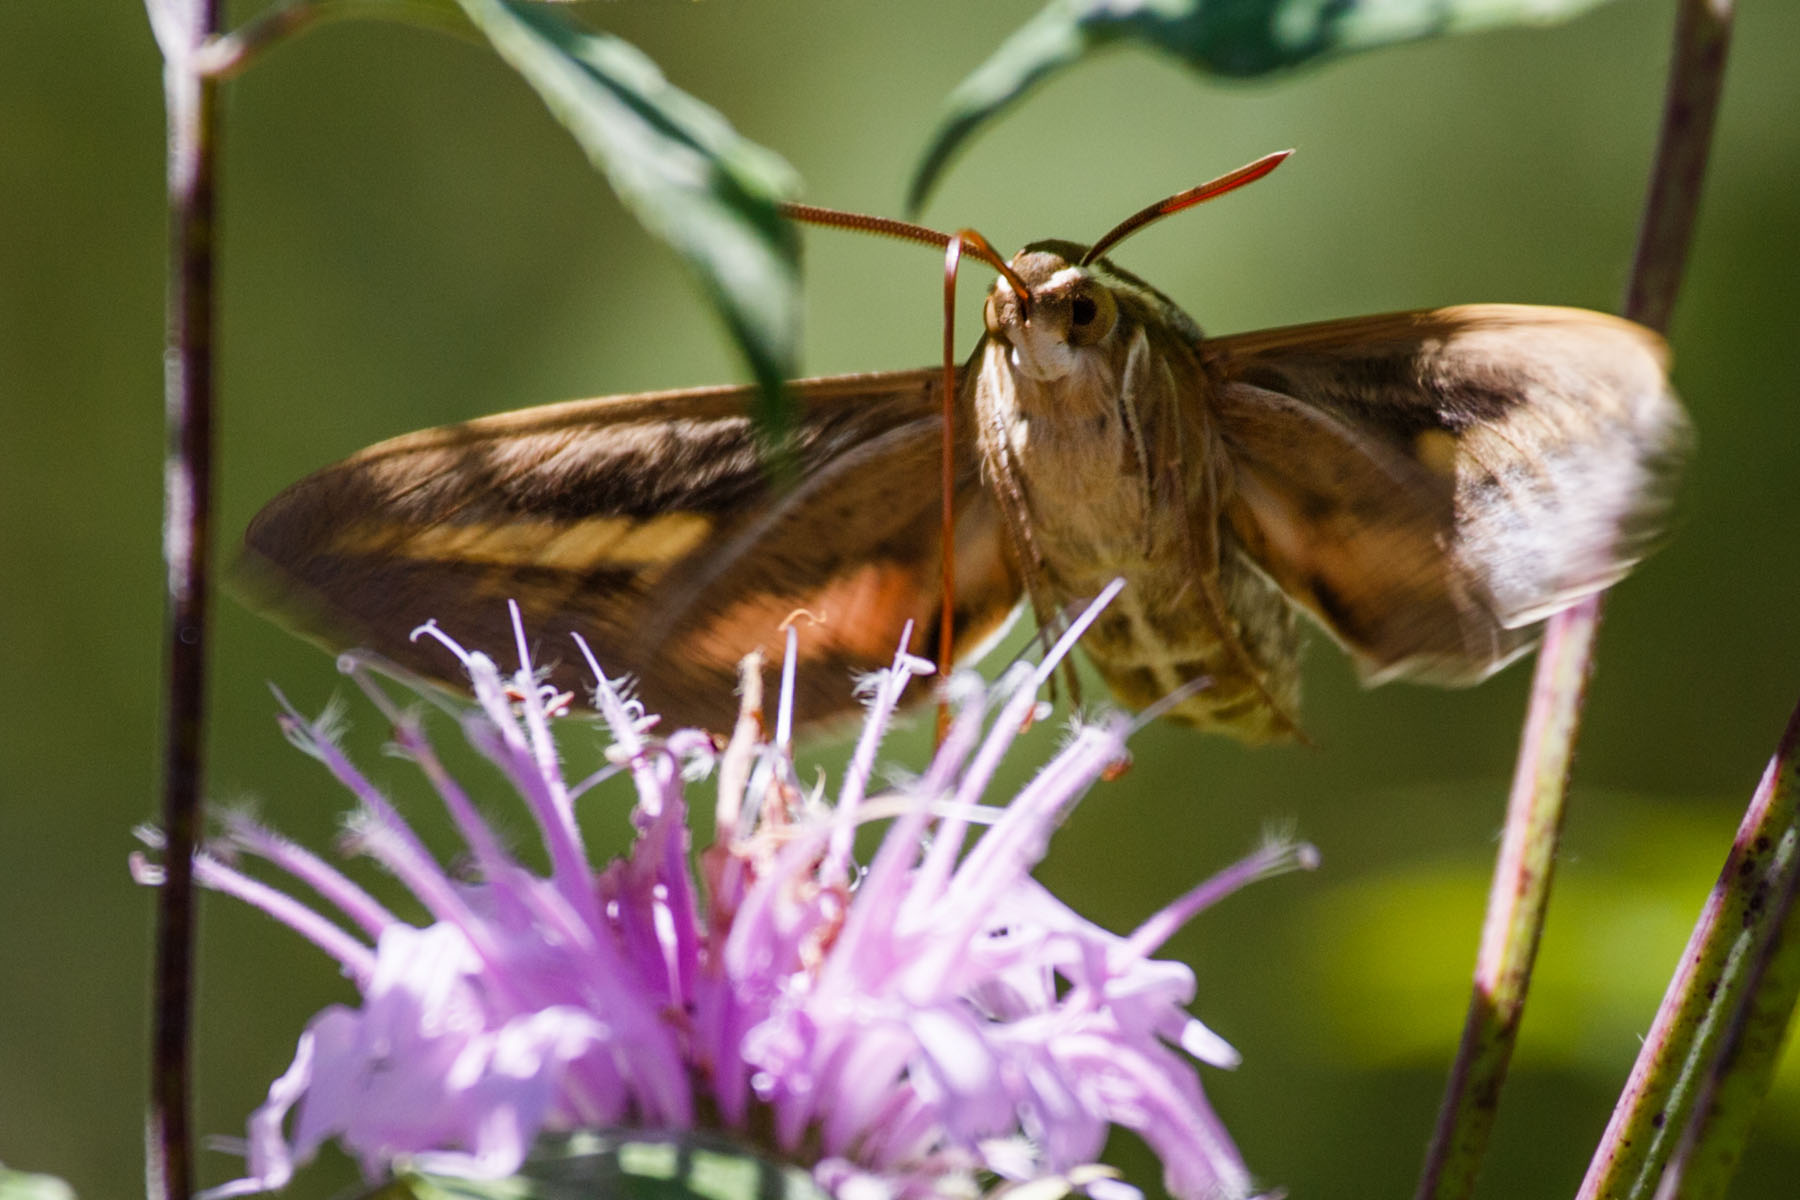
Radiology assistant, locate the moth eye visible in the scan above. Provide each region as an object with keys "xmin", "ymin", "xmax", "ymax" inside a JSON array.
[{"xmin": 1066, "ymin": 285, "xmax": 1116, "ymax": 346}]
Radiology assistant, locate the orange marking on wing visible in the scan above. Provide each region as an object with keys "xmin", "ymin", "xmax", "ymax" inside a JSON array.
[{"xmin": 682, "ymin": 562, "xmax": 928, "ymax": 670}]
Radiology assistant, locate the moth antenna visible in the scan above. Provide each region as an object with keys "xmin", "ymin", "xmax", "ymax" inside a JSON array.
[
  {"xmin": 1079, "ymin": 149, "xmax": 1292, "ymax": 267},
  {"xmin": 779, "ymin": 202, "xmax": 1032, "ymax": 318}
]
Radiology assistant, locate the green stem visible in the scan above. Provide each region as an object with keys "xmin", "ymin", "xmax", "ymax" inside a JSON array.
[
  {"xmin": 146, "ymin": 1, "xmax": 223, "ymax": 1197},
  {"xmin": 1414, "ymin": 600, "xmax": 1599, "ymax": 1200},
  {"xmin": 1650, "ymin": 703, "xmax": 1800, "ymax": 1200},
  {"xmin": 1415, "ymin": 2, "xmax": 1732, "ymax": 1196},
  {"xmin": 1578, "ymin": 694, "xmax": 1797, "ymax": 1200}
]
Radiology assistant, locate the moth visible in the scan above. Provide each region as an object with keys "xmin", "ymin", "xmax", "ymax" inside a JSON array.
[{"xmin": 243, "ymin": 153, "xmax": 1688, "ymax": 743}]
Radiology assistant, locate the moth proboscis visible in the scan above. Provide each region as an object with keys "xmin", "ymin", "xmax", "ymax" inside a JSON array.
[{"xmin": 242, "ymin": 152, "xmax": 1688, "ymax": 743}]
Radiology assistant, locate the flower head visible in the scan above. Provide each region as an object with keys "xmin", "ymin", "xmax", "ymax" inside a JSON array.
[{"xmin": 138, "ymin": 593, "xmax": 1314, "ymax": 1199}]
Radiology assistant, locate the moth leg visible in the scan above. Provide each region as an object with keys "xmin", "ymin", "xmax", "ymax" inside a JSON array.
[{"xmin": 1028, "ymin": 599, "xmax": 1085, "ymax": 713}]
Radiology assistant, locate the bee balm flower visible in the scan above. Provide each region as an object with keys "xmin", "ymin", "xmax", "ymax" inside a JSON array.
[{"xmin": 138, "ymin": 593, "xmax": 1312, "ymax": 1200}]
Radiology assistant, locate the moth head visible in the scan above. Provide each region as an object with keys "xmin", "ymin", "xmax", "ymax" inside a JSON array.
[{"xmin": 984, "ymin": 242, "xmax": 1120, "ymax": 382}]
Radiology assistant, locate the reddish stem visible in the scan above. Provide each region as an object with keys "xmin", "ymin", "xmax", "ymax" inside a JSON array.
[{"xmin": 147, "ymin": 2, "xmax": 224, "ymax": 1196}]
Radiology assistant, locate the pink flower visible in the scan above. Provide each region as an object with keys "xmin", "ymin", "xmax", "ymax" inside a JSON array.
[{"xmin": 138, "ymin": 589, "xmax": 1313, "ymax": 1199}]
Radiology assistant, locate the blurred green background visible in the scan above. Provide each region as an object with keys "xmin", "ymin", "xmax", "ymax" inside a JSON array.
[{"xmin": 4, "ymin": 1, "xmax": 1799, "ymax": 1197}]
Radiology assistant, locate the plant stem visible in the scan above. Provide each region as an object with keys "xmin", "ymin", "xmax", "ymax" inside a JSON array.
[
  {"xmin": 1414, "ymin": 604, "xmax": 1599, "ymax": 1200},
  {"xmin": 1580, "ymin": 697, "xmax": 1796, "ymax": 1200},
  {"xmin": 1414, "ymin": 2, "xmax": 1731, "ymax": 1196},
  {"xmin": 190, "ymin": 0, "xmax": 477, "ymax": 79},
  {"xmin": 147, "ymin": 1, "xmax": 223, "ymax": 1197},
  {"xmin": 1649, "ymin": 701, "xmax": 1800, "ymax": 1200},
  {"xmin": 1622, "ymin": 0, "xmax": 1734, "ymax": 337}
]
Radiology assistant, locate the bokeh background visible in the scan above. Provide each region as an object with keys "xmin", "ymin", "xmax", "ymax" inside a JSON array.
[{"xmin": 5, "ymin": 1, "xmax": 1800, "ymax": 1196}]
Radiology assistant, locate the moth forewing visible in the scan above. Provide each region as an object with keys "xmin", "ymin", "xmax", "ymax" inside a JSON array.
[
  {"xmin": 1206, "ymin": 305, "xmax": 1688, "ymax": 688},
  {"xmin": 241, "ymin": 370, "xmax": 1022, "ymax": 734}
]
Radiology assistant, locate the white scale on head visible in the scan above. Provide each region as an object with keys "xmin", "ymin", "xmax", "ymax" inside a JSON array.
[{"xmin": 993, "ymin": 267, "xmax": 1094, "ymax": 383}]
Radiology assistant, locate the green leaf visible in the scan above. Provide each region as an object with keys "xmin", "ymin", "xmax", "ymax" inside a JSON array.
[
  {"xmin": 455, "ymin": 0, "xmax": 801, "ymax": 434},
  {"xmin": 374, "ymin": 1131, "xmax": 829, "ymax": 1200},
  {"xmin": 909, "ymin": 0, "xmax": 1625, "ymax": 213}
]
